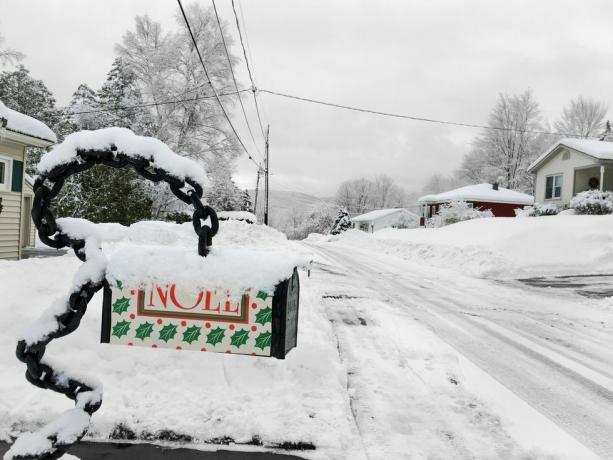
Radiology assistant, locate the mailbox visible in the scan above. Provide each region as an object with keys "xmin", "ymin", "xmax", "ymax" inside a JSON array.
[{"xmin": 101, "ymin": 268, "xmax": 300, "ymax": 359}]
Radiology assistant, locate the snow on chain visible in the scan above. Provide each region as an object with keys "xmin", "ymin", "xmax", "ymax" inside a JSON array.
[{"xmin": 37, "ymin": 127, "xmax": 208, "ymax": 189}]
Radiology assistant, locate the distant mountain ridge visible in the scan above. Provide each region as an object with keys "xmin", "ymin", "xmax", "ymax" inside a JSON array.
[{"xmin": 248, "ymin": 189, "xmax": 334, "ymax": 226}]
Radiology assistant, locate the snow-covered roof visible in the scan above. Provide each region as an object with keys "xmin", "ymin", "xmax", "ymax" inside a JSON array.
[
  {"xmin": 528, "ymin": 138, "xmax": 613, "ymax": 172},
  {"xmin": 0, "ymin": 100, "xmax": 57, "ymax": 144},
  {"xmin": 418, "ymin": 183, "xmax": 534, "ymax": 205},
  {"xmin": 38, "ymin": 127, "xmax": 207, "ymax": 189},
  {"xmin": 351, "ymin": 208, "xmax": 417, "ymax": 222}
]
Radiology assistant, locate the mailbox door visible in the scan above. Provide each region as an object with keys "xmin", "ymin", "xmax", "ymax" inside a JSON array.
[{"xmin": 271, "ymin": 268, "xmax": 300, "ymax": 359}]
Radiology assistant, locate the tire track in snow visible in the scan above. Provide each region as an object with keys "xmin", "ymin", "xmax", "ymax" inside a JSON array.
[
  {"xmin": 307, "ymin": 242, "xmax": 608, "ymax": 459},
  {"xmin": 308, "ymin": 251, "xmax": 533, "ymax": 459}
]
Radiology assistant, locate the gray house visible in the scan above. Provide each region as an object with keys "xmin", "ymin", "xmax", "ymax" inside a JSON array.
[{"xmin": 528, "ymin": 138, "xmax": 613, "ymax": 207}]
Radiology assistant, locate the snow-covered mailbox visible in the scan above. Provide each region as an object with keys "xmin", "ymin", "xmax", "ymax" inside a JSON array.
[{"xmin": 7, "ymin": 128, "xmax": 301, "ymax": 460}]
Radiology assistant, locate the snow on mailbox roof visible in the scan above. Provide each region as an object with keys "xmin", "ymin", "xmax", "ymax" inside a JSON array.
[
  {"xmin": 351, "ymin": 208, "xmax": 414, "ymax": 222},
  {"xmin": 37, "ymin": 127, "xmax": 207, "ymax": 188},
  {"xmin": 0, "ymin": 100, "xmax": 57, "ymax": 143},
  {"xmin": 528, "ymin": 138, "xmax": 613, "ymax": 172},
  {"xmin": 418, "ymin": 183, "xmax": 534, "ymax": 205}
]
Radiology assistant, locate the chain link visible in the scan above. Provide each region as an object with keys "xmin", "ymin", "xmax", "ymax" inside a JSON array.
[{"xmin": 12, "ymin": 147, "xmax": 217, "ymax": 459}]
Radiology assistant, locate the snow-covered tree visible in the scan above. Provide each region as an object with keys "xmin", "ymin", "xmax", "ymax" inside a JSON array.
[
  {"xmin": 116, "ymin": 7, "xmax": 239, "ymax": 217},
  {"xmin": 426, "ymin": 200, "xmax": 493, "ymax": 228},
  {"xmin": 458, "ymin": 90, "xmax": 549, "ymax": 192},
  {"xmin": 97, "ymin": 58, "xmax": 152, "ymax": 134},
  {"xmin": 239, "ymin": 189, "xmax": 252, "ymax": 212},
  {"xmin": 0, "ymin": 33, "xmax": 23, "ymax": 67},
  {"xmin": 330, "ymin": 208, "xmax": 352, "ymax": 235},
  {"xmin": 0, "ymin": 65, "xmax": 66, "ymax": 172},
  {"xmin": 68, "ymin": 83, "xmax": 100, "ymax": 130},
  {"xmin": 555, "ymin": 96, "xmax": 607, "ymax": 139},
  {"xmin": 335, "ymin": 178, "xmax": 372, "ymax": 214},
  {"xmin": 55, "ymin": 68, "xmax": 153, "ymax": 225}
]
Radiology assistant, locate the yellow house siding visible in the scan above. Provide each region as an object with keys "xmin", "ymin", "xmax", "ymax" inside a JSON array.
[
  {"xmin": 23, "ymin": 179, "xmax": 35, "ymax": 247},
  {"xmin": 0, "ymin": 140, "xmax": 26, "ymax": 260}
]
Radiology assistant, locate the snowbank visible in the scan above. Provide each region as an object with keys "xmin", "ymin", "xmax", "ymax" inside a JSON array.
[
  {"xmin": 217, "ymin": 211, "xmax": 257, "ymax": 223},
  {"xmin": 37, "ymin": 128, "xmax": 207, "ymax": 188},
  {"xmin": 54, "ymin": 218, "xmax": 310, "ymax": 295},
  {"xmin": 326, "ymin": 215, "xmax": 613, "ymax": 278},
  {"xmin": 0, "ymin": 224, "xmax": 351, "ymax": 458},
  {"xmin": 0, "ymin": 100, "xmax": 57, "ymax": 143}
]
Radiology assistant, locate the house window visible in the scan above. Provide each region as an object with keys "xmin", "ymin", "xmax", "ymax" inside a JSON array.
[
  {"xmin": 545, "ymin": 174, "xmax": 562, "ymax": 199},
  {"xmin": 0, "ymin": 156, "xmax": 11, "ymax": 192}
]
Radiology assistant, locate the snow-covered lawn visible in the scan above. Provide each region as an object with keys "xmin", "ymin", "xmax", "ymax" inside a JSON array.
[
  {"xmin": 2, "ymin": 215, "xmax": 611, "ymax": 459},
  {"xmin": 312, "ymin": 214, "xmax": 613, "ymax": 278},
  {"xmin": 0, "ymin": 222, "xmax": 359, "ymax": 459}
]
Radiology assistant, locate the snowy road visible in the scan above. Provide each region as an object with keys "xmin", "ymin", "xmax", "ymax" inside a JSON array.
[{"xmin": 305, "ymin": 241, "xmax": 613, "ymax": 460}]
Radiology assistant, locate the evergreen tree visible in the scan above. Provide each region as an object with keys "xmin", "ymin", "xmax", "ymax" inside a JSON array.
[
  {"xmin": 330, "ymin": 208, "xmax": 352, "ymax": 235},
  {"xmin": 239, "ymin": 189, "xmax": 252, "ymax": 212},
  {"xmin": 0, "ymin": 65, "xmax": 67, "ymax": 173},
  {"xmin": 55, "ymin": 62, "xmax": 153, "ymax": 225}
]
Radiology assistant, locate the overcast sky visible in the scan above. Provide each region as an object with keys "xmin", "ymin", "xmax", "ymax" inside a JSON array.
[{"xmin": 3, "ymin": 0, "xmax": 613, "ymax": 197}]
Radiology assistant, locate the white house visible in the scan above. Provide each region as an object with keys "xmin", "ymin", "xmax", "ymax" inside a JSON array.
[
  {"xmin": 0, "ymin": 100, "xmax": 56, "ymax": 260},
  {"xmin": 351, "ymin": 208, "xmax": 419, "ymax": 233},
  {"xmin": 527, "ymin": 138, "xmax": 613, "ymax": 207}
]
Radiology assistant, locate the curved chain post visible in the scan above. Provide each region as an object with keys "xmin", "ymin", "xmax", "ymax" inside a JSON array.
[
  {"xmin": 189, "ymin": 190, "xmax": 219, "ymax": 256},
  {"xmin": 10, "ymin": 148, "xmax": 216, "ymax": 459}
]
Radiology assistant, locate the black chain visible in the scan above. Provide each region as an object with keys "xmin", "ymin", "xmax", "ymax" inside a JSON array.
[{"xmin": 11, "ymin": 147, "xmax": 218, "ymax": 459}]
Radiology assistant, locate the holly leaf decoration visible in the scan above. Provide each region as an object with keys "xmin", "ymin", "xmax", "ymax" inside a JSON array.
[
  {"xmin": 135, "ymin": 322, "xmax": 154, "ymax": 340},
  {"xmin": 112, "ymin": 297, "xmax": 130, "ymax": 315},
  {"xmin": 182, "ymin": 325, "xmax": 202, "ymax": 344},
  {"xmin": 254, "ymin": 331, "xmax": 272, "ymax": 350},
  {"xmin": 159, "ymin": 323, "xmax": 178, "ymax": 342},
  {"xmin": 255, "ymin": 307, "xmax": 272, "ymax": 325},
  {"xmin": 112, "ymin": 320, "xmax": 130, "ymax": 338},
  {"xmin": 116, "ymin": 279, "xmax": 123, "ymax": 290},
  {"xmin": 206, "ymin": 327, "xmax": 225, "ymax": 346},
  {"xmin": 230, "ymin": 329, "xmax": 250, "ymax": 348},
  {"xmin": 256, "ymin": 290, "xmax": 269, "ymax": 301}
]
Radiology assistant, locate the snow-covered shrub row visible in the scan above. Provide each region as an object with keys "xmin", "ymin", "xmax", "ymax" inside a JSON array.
[
  {"xmin": 515, "ymin": 203, "xmax": 560, "ymax": 217},
  {"xmin": 426, "ymin": 200, "xmax": 493, "ymax": 228},
  {"xmin": 571, "ymin": 190, "xmax": 613, "ymax": 215}
]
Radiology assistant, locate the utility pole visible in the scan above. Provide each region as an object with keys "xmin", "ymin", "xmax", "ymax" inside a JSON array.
[
  {"xmin": 264, "ymin": 124, "xmax": 270, "ymax": 225},
  {"xmin": 253, "ymin": 168, "xmax": 260, "ymax": 220}
]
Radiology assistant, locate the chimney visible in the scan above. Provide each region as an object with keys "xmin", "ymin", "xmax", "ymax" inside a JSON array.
[{"xmin": 492, "ymin": 182, "xmax": 499, "ymax": 191}]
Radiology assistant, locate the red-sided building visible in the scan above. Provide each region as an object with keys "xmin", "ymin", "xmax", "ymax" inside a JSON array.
[{"xmin": 418, "ymin": 183, "xmax": 534, "ymax": 226}]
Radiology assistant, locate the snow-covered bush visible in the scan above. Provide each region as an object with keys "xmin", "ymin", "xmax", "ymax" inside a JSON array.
[
  {"xmin": 427, "ymin": 200, "xmax": 493, "ymax": 228},
  {"xmin": 330, "ymin": 208, "xmax": 352, "ymax": 235},
  {"xmin": 571, "ymin": 190, "xmax": 613, "ymax": 215},
  {"xmin": 515, "ymin": 203, "xmax": 560, "ymax": 217}
]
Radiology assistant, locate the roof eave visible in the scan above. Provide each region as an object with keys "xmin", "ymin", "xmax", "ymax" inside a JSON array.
[{"xmin": 3, "ymin": 128, "xmax": 55, "ymax": 147}]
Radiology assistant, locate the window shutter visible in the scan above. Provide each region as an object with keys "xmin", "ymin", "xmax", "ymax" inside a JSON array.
[
  {"xmin": 11, "ymin": 160, "xmax": 23, "ymax": 193},
  {"xmin": 545, "ymin": 176, "xmax": 553, "ymax": 199}
]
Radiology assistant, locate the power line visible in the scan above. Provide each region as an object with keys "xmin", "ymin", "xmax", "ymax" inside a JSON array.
[
  {"xmin": 211, "ymin": 0, "xmax": 264, "ymax": 161},
  {"xmin": 259, "ymin": 88, "xmax": 587, "ymax": 138},
  {"xmin": 177, "ymin": 0, "xmax": 261, "ymax": 169},
  {"xmin": 231, "ymin": 0, "xmax": 266, "ymax": 139},
  {"xmin": 67, "ymin": 88, "xmax": 250, "ymax": 116}
]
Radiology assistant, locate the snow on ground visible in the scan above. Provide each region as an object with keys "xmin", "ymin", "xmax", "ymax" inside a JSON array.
[
  {"xmin": 3, "ymin": 215, "xmax": 611, "ymax": 459},
  {"xmin": 320, "ymin": 214, "xmax": 613, "ymax": 278},
  {"xmin": 0, "ymin": 221, "xmax": 358, "ymax": 459}
]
